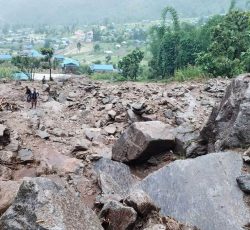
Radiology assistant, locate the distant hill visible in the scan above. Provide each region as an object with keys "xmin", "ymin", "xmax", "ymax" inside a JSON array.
[{"xmin": 0, "ymin": 0, "xmax": 247, "ymax": 25}]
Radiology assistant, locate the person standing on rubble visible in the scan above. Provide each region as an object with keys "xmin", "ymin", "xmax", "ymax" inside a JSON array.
[
  {"xmin": 25, "ymin": 86, "xmax": 32, "ymax": 102},
  {"xmin": 30, "ymin": 88, "xmax": 39, "ymax": 109}
]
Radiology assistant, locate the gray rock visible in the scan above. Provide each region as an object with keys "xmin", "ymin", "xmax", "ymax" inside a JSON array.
[
  {"xmin": 108, "ymin": 110, "xmax": 117, "ymax": 120},
  {"xmin": 104, "ymin": 124, "xmax": 117, "ymax": 135},
  {"xmin": 85, "ymin": 128, "xmax": 102, "ymax": 141},
  {"xmin": 99, "ymin": 200, "xmax": 137, "ymax": 230},
  {"xmin": 17, "ymin": 149, "xmax": 34, "ymax": 163},
  {"xmin": 137, "ymin": 152, "xmax": 250, "ymax": 230},
  {"xmin": 193, "ymin": 75, "xmax": 250, "ymax": 155},
  {"xmin": 132, "ymin": 102, "xmax": 147, "ymax": 115},
  {"xmin": 124, "ymin": 189, "xmax": 159, "ymax": 216},
  {"xmin": 174, "ymin": 124, "xmax": 200, "ymax": 157},
  {"xmin": 236, "ymin": 175, "xmax": 250, "ymax": 194},
  {"xmin": 36, "ymin": 130, "xmax": 50, "ymax": 140},
  {"xmin": 112, "ymin": 121, "xmax": 175, "ymax": 163},
  {"xmin": 4, "ymin": 139, "xmax": 19, "ymax": 152},
  {"xmin": 94, "ymin": 158, "xmax": 138, "ymax": 196},
  {"xmin": 0, "ymin": 177, "xmax": 103, "ymax": 230},
  {"xmin": 0, "ymin": 151, "xmax": 15, "ymax": 163},
  {"xmin": 72, "ymin": 139, "xmax": 91, "ymax": 152},
  {"xmin": 127, "ymin": 109, "xmax": 142, "ymax": 122},
  {"xmin": 0, "ymin": 180, "xmax": 21, "ymax": 215}
]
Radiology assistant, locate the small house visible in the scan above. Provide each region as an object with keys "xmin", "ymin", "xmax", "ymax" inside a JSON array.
[
  {"xmin": 90, "ymin": 64, "xmax": 114, "ymax": 73},
  {"xmin": 61, "ymin": 58, "xmax": 80, "ymax": 73}
]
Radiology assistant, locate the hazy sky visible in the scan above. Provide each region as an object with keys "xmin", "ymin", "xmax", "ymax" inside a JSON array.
[{"xmin": 0, "ymin": 0, "xmax": 235, "ymax": 25}]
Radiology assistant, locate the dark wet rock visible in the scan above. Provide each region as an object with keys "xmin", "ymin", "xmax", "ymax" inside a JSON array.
[
  {"xmin": 99, "ymin": 200, "xmax": 137, "ymax": 230},
  {"xmin": 0, "ymin": 177, "xmax": 103, "ymax": 230},
  {"xmin": 236, "ymin": 175, "xmax": 250, "ymax": 194},
  {"xmin": 112, "ymin": 121, "xmax": 175, "ymax": 163},
  {"xmin": 124, "ymin": 189, "xmax": 159, "ymax": 216},
  {"xmin": 17, "ymin": 149, "xmax": 34, "ymax": 163},
  {"xmin": 137, "ymin": 152, "xmax": 250, "ymax": 230},
  {"xmin": 94, "ymin": 158, "xmax": 138, "ymax": 197},
  {"xmin": 0, "ymin": 125, "xmax": 10, "ymax": 148},
  {"xmin": 192, "ymin": 75, "xmax": 250, "ymax": 155}
]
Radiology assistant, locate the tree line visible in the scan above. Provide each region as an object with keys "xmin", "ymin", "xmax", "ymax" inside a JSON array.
[{"xmin": 120, "ymin": 2, "xmax": 250, "ymax": 80}]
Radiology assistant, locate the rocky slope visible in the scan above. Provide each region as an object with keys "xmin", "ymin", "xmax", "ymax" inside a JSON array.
[{"xmin": 0, "ymin": 75, "xmax": 249, "ymax": 229}]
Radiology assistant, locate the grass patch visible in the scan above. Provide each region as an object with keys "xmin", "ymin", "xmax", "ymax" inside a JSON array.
[
  {"xmin": 91, "ymin": 72, "xmax": 126, "ymax": 82},
  {"xmin": 173, "ymin": 65, "xmax": 207, "ymax": 82}
]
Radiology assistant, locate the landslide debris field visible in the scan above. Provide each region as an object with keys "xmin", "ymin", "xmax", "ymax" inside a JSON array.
[{"xmin": 0, "ymin": 75, "xmax": 249, "ymax": 230}]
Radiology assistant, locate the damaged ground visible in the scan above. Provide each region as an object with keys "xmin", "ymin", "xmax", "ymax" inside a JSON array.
[{"xmin": 0, "ymin": 75, "xmax": 249, "ymax": 230}]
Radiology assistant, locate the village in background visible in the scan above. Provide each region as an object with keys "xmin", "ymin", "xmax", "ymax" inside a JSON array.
[{"xmin": 0, "ymin": 16, "xmax": 205, "ymax": 81}]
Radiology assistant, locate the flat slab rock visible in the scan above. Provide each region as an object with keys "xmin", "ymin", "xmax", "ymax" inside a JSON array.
[
  {"xmin": 137, "ymin": 152, "xmax": 250, "ymax": 230},
  {"xmin": 112, "ymin": 121, "xmax": 175, "ymax": 163}
]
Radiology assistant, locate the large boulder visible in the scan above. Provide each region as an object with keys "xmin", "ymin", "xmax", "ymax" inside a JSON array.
[
  {"xmin": 137, "ymin": 152, "xmax": 250, "ymax": 230},
  {"xmin": 192, "ymin": 74, "xmax": 250, "ymax": 155},
  {"xmin": 94, "ymin": 158, "xmax": 138, "ymax": 197},
  {"xmin": 112, "ymin": 121, "xmax": 175, "ymax": 163},
  {"xmin": 0, "ymin": 177, "xmax": 103, "ymax": 230}
]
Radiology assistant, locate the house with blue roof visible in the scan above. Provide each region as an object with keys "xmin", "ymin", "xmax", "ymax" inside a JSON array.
[
  {"xmin": 90, "ymin": 64, "xmax": 114, "ymax": 73},
  {"xmin": 61, "ymin": 58, "xmax": 80, "ymax": 73},
  {"xmin": 0, "ymin": 54, "xmax": 12, "ymax": 61}
]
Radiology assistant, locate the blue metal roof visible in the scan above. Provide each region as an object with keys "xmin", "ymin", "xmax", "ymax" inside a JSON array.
[
  {"xmin": 90, "ymin": 64, "xmax": 114, "ymax": 71},
  {"xmin": 0, "ymin": 54, "xmax": 12, "ymax": 61},
  {"xmin": 12, "ymin": 72, "xmax": 29, "ymax": 80},
  {"xmin": 62, "ymin": 58, "xmax": 80, "ymax": 67}
]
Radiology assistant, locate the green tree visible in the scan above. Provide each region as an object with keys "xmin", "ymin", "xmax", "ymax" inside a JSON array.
[
  {"xmin": 197, "ymin": 10, "xmax": 250, "ymax": 77},
  {"xmin": 149, "ymin": 6, "xmax": 181, "ymax": 78},
  {"xmin": 12, "ymin": 56, "xmax": 40, "ymax": 81},
  {"xmin": 118, "ymin": 48, "xmax": 144, "ymax": 80},
  {"xmin": 40, "ymin": 48, "xmax": 54, "ymax": 81}
]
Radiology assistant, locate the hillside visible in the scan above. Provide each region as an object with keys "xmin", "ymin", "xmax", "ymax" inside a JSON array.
[{"xmin": 0, "ymin": 0, "xmax": 240, "ymax": 25}]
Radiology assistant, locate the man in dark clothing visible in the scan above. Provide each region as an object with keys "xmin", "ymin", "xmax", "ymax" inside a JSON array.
[
  {"xmin": 42, "ymin": 76, "xmax": 46, "ymax": 84},
  {"xmin": 30, "ymin": 88, "xmax": 39, "ymax": 109},
  {"xmin": 25, "ymin": 86, "xmax": 31, "ymax": 102}
]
